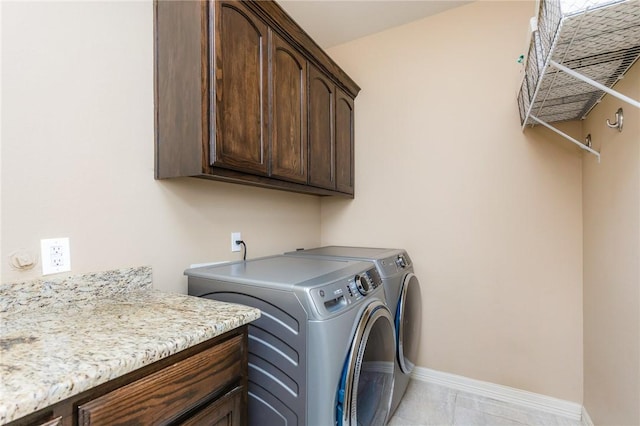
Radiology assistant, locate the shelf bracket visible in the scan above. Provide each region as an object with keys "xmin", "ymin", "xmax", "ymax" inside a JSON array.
[
  {"xmin": 529, "ymin": 115, "xmax": 601, "ymax": 162},
  {"xmin": 549, "ymin": 61, "xmax": 640, "ymax": 110}
]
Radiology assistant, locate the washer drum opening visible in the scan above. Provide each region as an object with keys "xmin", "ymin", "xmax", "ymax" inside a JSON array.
[{"xmin": 337, "ymin": 301, "xmax": 395, "ymax": 426}]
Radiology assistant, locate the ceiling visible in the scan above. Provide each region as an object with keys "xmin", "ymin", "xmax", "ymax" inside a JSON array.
[{"xmin": 277, "ymin": 1, "xmax": 473, "ymax": 49}]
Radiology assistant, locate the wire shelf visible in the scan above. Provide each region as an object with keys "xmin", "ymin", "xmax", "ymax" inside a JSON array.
[{"xmin": 518, "ymin": 0, "xmax": 640, "ymax": 127}]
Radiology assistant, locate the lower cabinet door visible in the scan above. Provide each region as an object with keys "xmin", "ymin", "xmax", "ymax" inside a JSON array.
[
  {"xmin": 77, "ymin": 335, "xmax": 243, "ymax": 425},
  {"xmin": 34, "ymin": 417, "xmax": 62, "ymax": 426},
  {"xmin": 179, "ymin": 386, "xmax": 244, "ymax": 426}
]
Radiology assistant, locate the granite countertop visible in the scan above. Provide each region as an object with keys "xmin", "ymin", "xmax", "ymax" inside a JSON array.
[{"xmin": 0, "ymin": 267, "xmax": 261, "ymax": 424}]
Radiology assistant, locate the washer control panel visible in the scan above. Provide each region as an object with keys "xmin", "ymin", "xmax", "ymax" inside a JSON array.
[
  {"xmin": 310, "ymin": 267, "xmax": 383, "ymax": 316},
  {"xmin": 353, "ymin": 267, "xmax": 383, "ymax": 296}
]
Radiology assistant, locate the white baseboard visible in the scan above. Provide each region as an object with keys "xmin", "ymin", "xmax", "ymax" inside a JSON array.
[
  {"xmin": 411, "ymin": 366, "xmax": 583, "ymax": 422},
  {"xmin": 581, "ymin": 406, "xmax": 594, "ymax": 426}
]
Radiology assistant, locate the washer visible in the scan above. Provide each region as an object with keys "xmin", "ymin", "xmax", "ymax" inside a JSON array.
[
  {"xmin": 186, "ymin": 255, "xmax": 396, "ymax": 426},
  {"xmin": 285, "ymin": 246, "xmax": 422, "ymax": 416}
]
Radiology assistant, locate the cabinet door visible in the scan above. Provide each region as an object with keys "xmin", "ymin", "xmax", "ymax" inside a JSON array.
[
  {"xmin": 335, "ymin": 88, "xmax": 354, "ymax": 194},
  {"xmin": 308, "ymin": 65, "xmax": 335, "ymax": 190},
  {"xmin": 34, "ymin": 417, "xmax": 63, "ymax": 426},
  {"xmin": 271, "ymin": 33, "xmax": 307, "ymax": 184},
  {"xmin": 212, "ymin": 1, "xmax": 269, "ymax": 176},
  {"xmin": 154, "ymin": 0, "xmax": 205, "ymax": 179},
  {"xmin": 179, "ymin": 386, "xmax": 243, "ymax": 426},
  {"xmin": 77, "ymin": 335, "xmax": 244, "ymax": 425}
]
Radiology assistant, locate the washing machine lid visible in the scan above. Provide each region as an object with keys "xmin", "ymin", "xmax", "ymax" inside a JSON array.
[
  {"xmin": 185, "ymin": 255, "xmax": 372, "ymax": 291},
  {"xmin": 287, "ymin": 246, "xmax": 403, "ymax": 260}
]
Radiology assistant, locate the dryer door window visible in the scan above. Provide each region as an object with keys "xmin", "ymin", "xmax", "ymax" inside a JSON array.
[
  {"xmin": 337, "ymin": 301, "xmax": 395, "ymax": 426},
  {"xmin": 396, "ymin": 273, "xmax": 422, "ymax": 374}
]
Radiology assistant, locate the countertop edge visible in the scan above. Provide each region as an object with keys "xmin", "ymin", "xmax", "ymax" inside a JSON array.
[{"xmin": 0, "ymin": 290, "xmax": 260, "ymax": 425}]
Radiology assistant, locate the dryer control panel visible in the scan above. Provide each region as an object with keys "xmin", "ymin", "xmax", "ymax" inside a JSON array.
[
  {"xmin": 378, "ymin": 251, "xmax": 412, "ymax": 277},
  {"xmin": 310, "ymin": 267, "xmax": 383, "ymax": 317}
]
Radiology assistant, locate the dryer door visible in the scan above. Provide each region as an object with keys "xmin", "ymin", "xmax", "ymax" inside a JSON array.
[
  {"xmin": 337, "ymin": 301, "xmax": 395, "ymax": 426},
  {"xmin": 396, "ymin": 273, "xmax": 422, "ymax": 374}
]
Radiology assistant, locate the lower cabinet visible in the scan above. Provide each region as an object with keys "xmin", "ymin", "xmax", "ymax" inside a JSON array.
[
  {"xmin": 8, "ymin": 327, "xmax": 248, "ymax": 426},
  {"xmin": 179, "ymin": 386, "xmax": 243, "ymax": 426},
  {"xmin": 29, "ymin": 418, "xmax": 62, "ymax": 426}
]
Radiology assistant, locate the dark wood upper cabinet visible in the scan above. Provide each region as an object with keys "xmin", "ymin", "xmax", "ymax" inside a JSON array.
[
  {"xmin": 154, "ymin": 0, "xmax": 204, "ymax": 179},
  {"xmin": 335, "ymin": 88, "xmax": 355, "ymax": 194},
  {"xmin": 154, "ymin": 0, "xmax": 360, "ymax": 197},
  {"xmin": 308, "ymin": 65, "xmax": 335, "ymax": 190},
  {"xmin": 212, "ymin": 1, "xmax": 269, "ymax": 176},
  {"xmin": 308, "ymin": 68, "xmax": 355, "ymax": 195},
  {"xmin": 271, "ymin": 32, "xmax": 307, "ymax": 184}
]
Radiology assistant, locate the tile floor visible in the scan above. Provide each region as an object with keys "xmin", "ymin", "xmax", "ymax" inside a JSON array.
[{"xmin": 389, "ymin": 381, "xmax": 584, "ymax": 426}]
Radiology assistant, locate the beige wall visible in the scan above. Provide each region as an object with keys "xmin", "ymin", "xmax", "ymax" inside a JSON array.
[
  {"xmin": 0, "ymin": 1, "xmax": 321, "ymax": 292},
  {"xmin": 2, "ymin": 0, "xmax": 590, "ymax": 407},
  {"xmin": 324, "ymin": 1, "xmax": 584, "ymax": 402},
  {"xmin": 583, "ymin": 61, "xmax": 640, "ymax": 425}
]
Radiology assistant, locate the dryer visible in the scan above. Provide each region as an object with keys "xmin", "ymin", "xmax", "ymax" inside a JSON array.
[
  {"xmin": 186, "ymin": 255, "xmax": 396, "ymax": 426},
  {"xmin": 285, "ymin": 246, "xmax": 422, "ymax": 416}
]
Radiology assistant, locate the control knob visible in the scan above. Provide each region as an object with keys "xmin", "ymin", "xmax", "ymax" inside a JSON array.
[
  {"xmin": 354, "ymin": 274, "xmax": 373, "ymax": 295},
  {"xmin": 396, "ymin": 254, "xmax": 407, "ymax": 268}
]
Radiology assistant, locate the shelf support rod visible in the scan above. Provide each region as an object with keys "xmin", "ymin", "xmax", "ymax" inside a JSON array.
[
  {"xmin": 529, "ymin": 115, "xmax": 601, "ymax": 162},
  {"xmin": 549, "ymin": 60, "xmax": 640, "ymax": 109}
]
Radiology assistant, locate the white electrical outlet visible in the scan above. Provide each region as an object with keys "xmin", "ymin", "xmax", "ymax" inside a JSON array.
[
  {"xmin": 231, "ymin": 232, "xmax": 242, "ymax": 252},
  {"xmin": 41, "ymin": 237, "xmax": 71, "ymax": 275}
]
